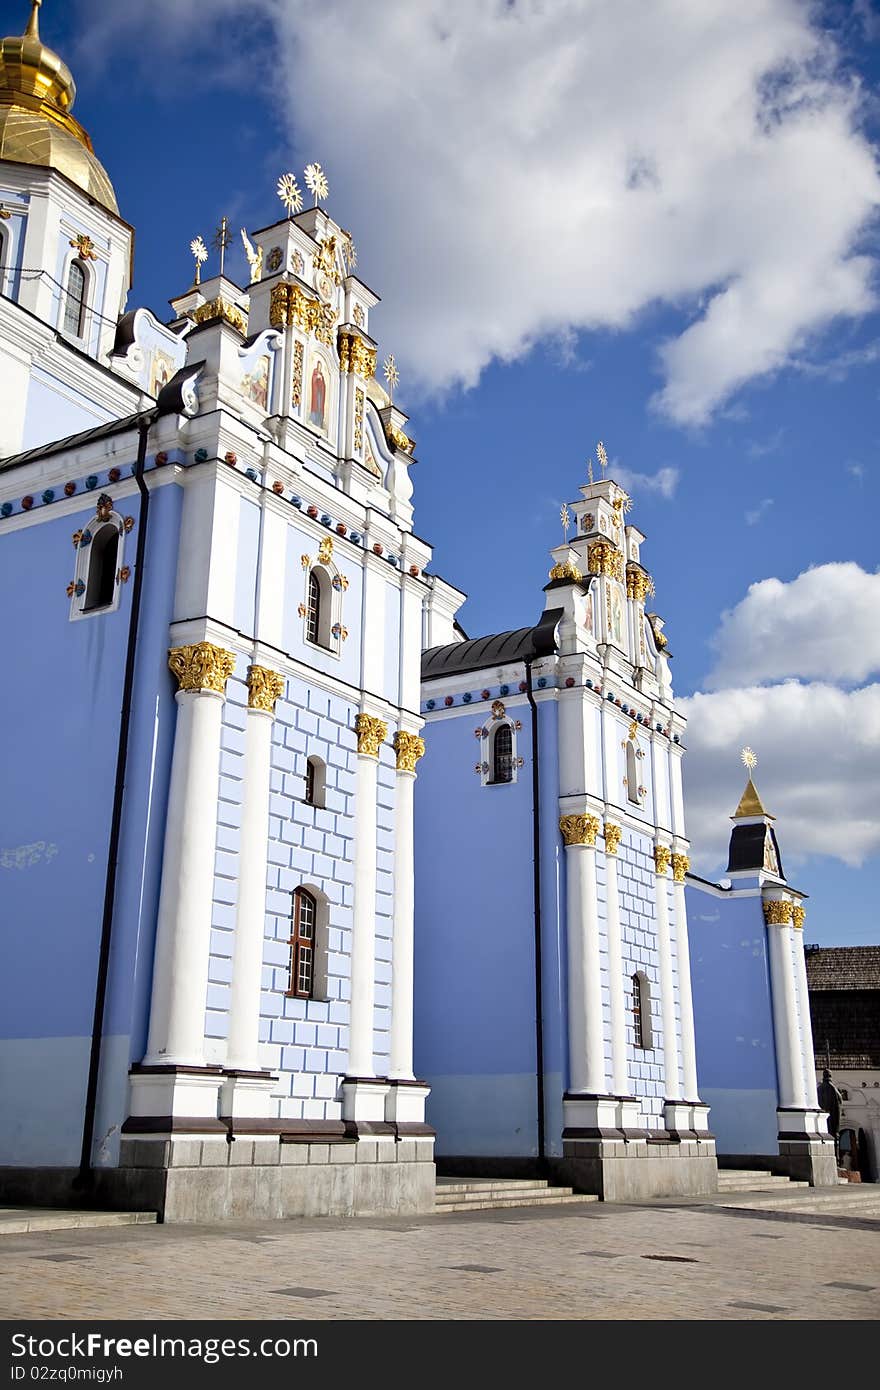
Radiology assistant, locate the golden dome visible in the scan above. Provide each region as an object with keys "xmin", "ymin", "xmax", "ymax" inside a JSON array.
[{"xmin": 0, "ymin": 2, "xmax": 118, "ymax": 214}]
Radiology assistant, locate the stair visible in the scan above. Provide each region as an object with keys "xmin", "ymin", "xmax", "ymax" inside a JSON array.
[
  {"xmin": 717, "ymin": 1169, "xmax": 810, "ymax": 1194},
  {"xmin": 718, "ymin": 1183, "xmax": 880, "ymax": 1220},
  {"xmin": 435, "ymin": 1177, "xmax": 598, "ymax": 1214}
]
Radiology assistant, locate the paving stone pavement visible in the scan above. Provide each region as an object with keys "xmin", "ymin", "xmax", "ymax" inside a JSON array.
[{"xmin": 0, "ymin": 1200, "xmax": 877, "ymax": 1321}]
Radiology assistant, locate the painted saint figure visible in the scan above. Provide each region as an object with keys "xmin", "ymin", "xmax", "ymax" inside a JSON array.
[{"xmin": 309, "ymin": 360, "xmax": 326, "ymax": 431}]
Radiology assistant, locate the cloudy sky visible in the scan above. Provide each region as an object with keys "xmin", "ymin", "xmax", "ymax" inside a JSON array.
[{"xmin": 27, "ymin": 0, "xmax": 880, "ymax": 943}]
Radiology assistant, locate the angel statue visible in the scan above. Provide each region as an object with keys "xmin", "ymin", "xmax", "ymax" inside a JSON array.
[{"xmin": 240, "ymin": 228, "xmax": 264, "ymax": 284}]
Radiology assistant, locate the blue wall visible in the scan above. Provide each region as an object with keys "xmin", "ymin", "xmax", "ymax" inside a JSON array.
[
  {"xmin": 687, "ymin": 884, "xmax": 779, "ymax": 1155},
  {"xmin": 414, "ymin": 699, "xmax": 541, "ymax": 1157},
  {"xmin": 0, "ymin": 476, "xmax": 183, "ymax": 1165}
]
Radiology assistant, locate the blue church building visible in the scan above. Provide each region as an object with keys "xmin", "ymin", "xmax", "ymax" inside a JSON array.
[{"xmin": 414, "ymin": 473, "xmax": 718, "ymax": 1200}]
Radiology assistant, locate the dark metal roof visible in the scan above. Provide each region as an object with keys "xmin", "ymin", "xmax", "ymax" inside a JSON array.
[
  {"xmin": 0, "ymin": 410, "xmax": 145, "ymax": 472},
  {"xmin": 421, "ymin": 608, "xmax": 562, "ymax": 680},
  {"xmin": 726, "ymin": 822, "xmax": 785, "ymax": 879}
]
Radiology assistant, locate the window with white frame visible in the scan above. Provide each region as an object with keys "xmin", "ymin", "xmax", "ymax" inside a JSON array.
[
  {"xmin": 69, "ymin": 499, "xmax": 128, "ymax": 620},
  {"xmin": 286, "ymin": 886, "xmax": 328, "ymax": 1001},
  {"xmin": 632, "ymin": 972, "xmax": 653, "ymax": 1049},
  {"xmin": 62, "ymin": 258, "xmax": 88, "ymax": 337}
]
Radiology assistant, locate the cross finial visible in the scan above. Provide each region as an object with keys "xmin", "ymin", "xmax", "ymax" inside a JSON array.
[
  {"xmin": 586, "ymin": 455, "xmax": 594, "ymax": 486},
  {"xmin": 212, "ymin": 216, "xmax": 232, "ymax": 278},
  {"xmin": 560, "ymin": 503, "xmax": 571, "ymax": 543}
]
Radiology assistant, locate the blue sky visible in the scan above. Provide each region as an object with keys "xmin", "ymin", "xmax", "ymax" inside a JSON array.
[{"xmin": 10, "ymin": 0, "xmax": 879, "ymax": 944}]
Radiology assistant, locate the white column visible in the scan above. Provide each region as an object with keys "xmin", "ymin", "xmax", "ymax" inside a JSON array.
[
  {"xmin": 653, "ymin": 847, "xmax": 682, "ymax": 1102},
  {"xmin": 765, "ymin": 899, "xmax": 808, "ymax": 1110},
  {"xmin": 791, "ymin": 906, "xmax": 819, "ymax": 1109},
  {"xmin": 602, "ymin": 824, "xmax": 630, "ymax": 1098},
  {"xmin": 388, "ymin": 733, "xmax": 424, "ymax": 1079},
  {"xmin": 225, "ymin": 666, "xmax": 284, "ymax": 1071},
  {"xmin": 346, "ymin": 713, "xmax": 386, "ymax": 1078},
  {"xmin": 561, "ymin": 814, "xmax": 606, "ymax": 1095},
  {"xmin": 143, "ymin": 642, "xmax": 235, "ymax": 1065},
  {"xmin": 671, "ymin": 854, "xmax": 700, "ymax": 1102}
]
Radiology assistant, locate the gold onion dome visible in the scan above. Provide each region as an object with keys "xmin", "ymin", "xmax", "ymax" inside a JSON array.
[{"xmin": 0, "ymin": 1, "xmax": 117, "ymax": 213}]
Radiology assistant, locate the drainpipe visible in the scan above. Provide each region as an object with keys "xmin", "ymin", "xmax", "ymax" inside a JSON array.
[
  {"xmin": 525, "ymin": 657, "xmax": 546, "ymax": 1171},
  {"xmin": 76, "ymin": 411, "xmax": 156, "ymax": 1190}
]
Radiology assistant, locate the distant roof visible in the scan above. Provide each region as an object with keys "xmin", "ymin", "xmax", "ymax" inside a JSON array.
[
  {"xmin": 421, "ymin": 609, "xmax": 562, "ymax": 680},
  {"xmin": 806, "ymin": 946, "xmax": 880, "ymax": 992}
]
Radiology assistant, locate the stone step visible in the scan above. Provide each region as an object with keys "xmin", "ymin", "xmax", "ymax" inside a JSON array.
[
  {"xmin": 719, "ymin": 1187, "xmax": 880, "ymax": 1218},
  {"xmin": 436, "ymin": 1192, "xmax": 599, "ymax": 1214},
  {"xmin": 0, "ymin": 1208, "xmax": 157, "ymax": 1236},
  {"xmin": 717, "ymin": 1175, "xmax": 809, "ymax": 1192},
  {"xmin": 436, "ymin": 1185, "xmax": 567, "ymax": 1205},
  {"xmin": 436, "ymin": 1178, "xmax": 552, "ymax": 1197}
]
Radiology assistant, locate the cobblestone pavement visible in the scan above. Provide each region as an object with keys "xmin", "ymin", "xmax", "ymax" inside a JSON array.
[{"xmin": 0, "ymin": 1200, "xmax": 877, "ymax": 1321}]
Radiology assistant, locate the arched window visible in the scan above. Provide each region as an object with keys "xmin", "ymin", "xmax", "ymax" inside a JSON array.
[
  {"xmin": 626, "ymin": 740, "xmax": 639, "ymax": 804},
  {"xmin": 305, "ymin": 567, "xmax": 332, "ymax": 648},
  {"xmin": 288, "ymin": 888, "xmax": 317, "ymax": 999},
  {"xmin": 63, "ymin": 258, "xmax": 87, "ymax": 337},
  {"xmin": 632, "ymin": 972, "xmax": 652, "ymax": 1050},
  {"xmin": 83, "ymin": 522, "xmax": 119, "ymax": 611},
  {"xmin": 304, "ymin": 755, "xmax": 326, "ymax": 808},
  {"xmin": 490, "ymin": 722, "xmax": 514, "ymax": 784}
]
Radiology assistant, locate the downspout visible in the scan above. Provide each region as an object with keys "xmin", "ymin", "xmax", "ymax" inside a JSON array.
[
  {"xmin": 77, "ymin": 411, "xmax": 156, "ymax": 1189},
  {"xmin": 525, "ymin": 657, "xmax": 546, "ymax": 1172}
]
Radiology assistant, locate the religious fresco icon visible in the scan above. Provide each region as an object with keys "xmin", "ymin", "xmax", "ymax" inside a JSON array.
[
  {"xmin": 611, "ymin": 588, "xmax": 624, "ymax": 647},
  {"xmin": 149, "ymin": 350, "xmax": 174, "ymax": 398},
  {"xmin": 240, "ymin": 355, "xmax": 270, "ymax": 410},
  {"xmin": 309, "ymin": 359, "xmax": 328, "ymax": 431}
]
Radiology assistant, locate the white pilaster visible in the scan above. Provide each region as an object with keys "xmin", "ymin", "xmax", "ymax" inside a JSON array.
[
  {"xmin": 560, "ymin": 814, "xmax": 606, "ymax": 1096},
  {"xmin": 142, "ymin": 642, "xmax": 235, "ymax": 1068},
  {"xmin": 224, "ymin": 667, "xmax": 284, "ymax": 1095},
  {"xmin": 653, "ymin": 846, "xmax": 682, "ymax": 1104},
  {"xmin": 671, "ymin": 854, "xmax": 700, "ymax": 1102},
  {"xmin": 765, "ymin": 898, "xmax": 808, "ymax": 1111},
  {"xmin": 602, "ymin": 824, "xmax": 630, "ymax": 1099},
  {"xmin": 346, "ymin": 714, "xmax": 386, "ymax": 1084},
  {"xmin": 388, "ymin": 733, "xmax": 424, "ymax": 1080},
  {"xmin": 791, "ymin": 908, "xmax": 820, "ymax": 1111}
]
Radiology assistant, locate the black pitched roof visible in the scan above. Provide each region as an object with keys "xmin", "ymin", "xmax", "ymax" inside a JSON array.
[
  {"xmin": 0, "ymin": 410, "xmax": 145, "ymax": 472},
  {"xmin": 421, "ymin": 608, "xmax": 563, "ymax": 680}
]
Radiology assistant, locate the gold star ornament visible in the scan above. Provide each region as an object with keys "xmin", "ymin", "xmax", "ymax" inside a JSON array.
[
  {"xmin": 190, "ymin": 235, "xmax": 208, "ymax": 285},
  {"xmin": 383, "ymin": 354, "xmax": 399, "ymax": 396},
  {"xmin": 741, "ymin": 747, "xmax": 757, "ymax": 772},
  {"xmin": 304, "ymin": 162, "xmax": 330, "ymax": 206},
  {"xmin": 277, "ymin": 172, "xmax": 303, "ymax": 217}
]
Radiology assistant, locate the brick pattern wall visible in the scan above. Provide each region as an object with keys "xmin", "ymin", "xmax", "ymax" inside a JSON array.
[{"xmin": 205, "ymin": 670, "xmax": 397, "ymax": 1121}]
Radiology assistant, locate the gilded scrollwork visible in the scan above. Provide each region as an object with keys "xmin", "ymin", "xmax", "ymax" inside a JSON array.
[
  {"xmin": 549, "ymin": 560, "xmax": 583, "ymax": 582},
  {"xmin": 270, "ymin": 282, "xmax": 336, "ymax": 345},
  {"xmin": 168, "ymin": 641, "xmax": 236, "ymax": 695},
  {"xmin": 671, "ymin": 853, "xmax": 690, "ymax": 882},
  {"xmin": 318, "ymin": 537, "xmax": 333, "ymax": 565},
  {"xmin": 191, "ymin": 297, "xmax": 248, "ymax": 335},
  {"xmin": 393, "ymin": 730, "xmax": 426, "ymax": 773},
  {"xmin": 626, "ymin": 567, "xmax": 652, "ymax": 603},
  {"xmin": 588, "ymin": 540, "xmax": 624, "ymax": 581},
  {"xmin": 355, "ymin": 713, "xmax": 387, "ymax": 758},
  {"xmin": 604, "ymin": 823, "xmax": 622, "ymax": 856},
  {"xmin": 559, "ymin": 813, "xmax": 600, "ymax": 847},
  {"xmin": 763, "ymin": 899, "xmax": 794, "ymax": 925},
  {"xmin": 654, "ymin": 845, "xmax": 672, "ymax": 876},
  {"xmin": 246, "ymin": 664, "xmax": 285, "ymax": 714}
]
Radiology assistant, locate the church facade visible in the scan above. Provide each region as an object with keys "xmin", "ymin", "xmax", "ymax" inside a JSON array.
[
  {"xmin": 414, "ymin": 479, "xmax": 718, "ymax": 1200},
  {"xmin": 0, "ymin": 3, "xmax": 443, "ymax": 1221}
]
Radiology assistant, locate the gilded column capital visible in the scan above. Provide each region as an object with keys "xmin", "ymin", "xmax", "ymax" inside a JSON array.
[
  {"xmin": 355, "ymin": 713, "xmax": 387, "ymax": 758},
  {"xmin": 559, "ymin": 813, "xmax": 600, "ymax": 847},
  {"xmin": 393, "ymin": 730, "xmax": 425, "ymax": 773},
  {"xmin": 671, "ymin": 853, "xmax": 690, "ymax": 882},
  {"xmin": 654, "ymin": 845, "xmax": 672, "ymax": 876},
  {"xmin": 246, "ymin": 664, "xmax": 285, "ymax": 714},
  {"xmin": 791, "ymin": 905, "xmax": 806, "ymax": 930},
  {"xmin": 603, "ymin": 823, "xmax": 622, "ymax": 856},
  {"xmin": 763, "ymin": 898, "xmax": 794, "ymax": 926},
  {"xmin": 168, "ymin": 642, "xmax": 235, "ymax": 695}
]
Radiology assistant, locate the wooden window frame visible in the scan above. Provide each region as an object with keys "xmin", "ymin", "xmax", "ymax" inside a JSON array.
[
  {"xmin": 286, "ymin": 888, "xmax": 317, "ymax": 1000},
  {"xmin": 632, "ymin": 972, "xmax": 645, "ymax": 1049}
]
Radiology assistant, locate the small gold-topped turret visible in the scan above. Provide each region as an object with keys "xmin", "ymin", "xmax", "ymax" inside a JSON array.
[{"xmin": 0, "ymin": 1, "xmax": 118, "ymax": 213}]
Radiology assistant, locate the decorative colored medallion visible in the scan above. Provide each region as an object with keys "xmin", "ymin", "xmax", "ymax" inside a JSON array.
[
  {"xmin": 267, "ymin": 246, "xmax": 283, "ymax": 273},
  {"xmin": 69, "ymin": 233, "xmax": 98, "ymax": 261}
]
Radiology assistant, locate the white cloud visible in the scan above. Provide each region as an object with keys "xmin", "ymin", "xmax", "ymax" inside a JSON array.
[
  {"xmin": 745, "ymin": 496, "xmax": 774, "ymax": 525},
  {"xmin": 706, "ymin": 562, "xmax": 880, "ymax": 688},
  {"xmin": 81, "ymin": 0, "xmax": 880, "ymax": 426},
  {"xmin": 680, "ymin": 681, "xmax": 880, "ymax": 870},
  {"xmin": 611, "ymin": 465, "xmax": 680, "ymax": 499}
]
